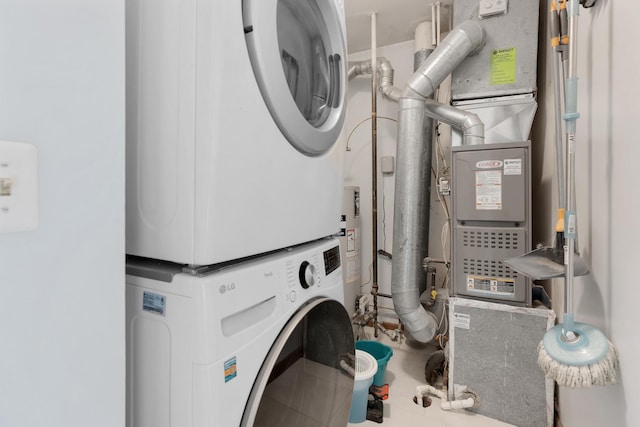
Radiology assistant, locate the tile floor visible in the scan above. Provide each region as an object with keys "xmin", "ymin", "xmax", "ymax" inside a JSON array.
[{"xmin": 347, "ymin": 328, "xmax": 516, "ymax": 427}]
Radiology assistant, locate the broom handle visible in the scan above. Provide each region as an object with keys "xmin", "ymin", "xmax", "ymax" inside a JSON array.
[{"xmin": 563, "ymin": 0, "xmax": 580, "ymax": 336}]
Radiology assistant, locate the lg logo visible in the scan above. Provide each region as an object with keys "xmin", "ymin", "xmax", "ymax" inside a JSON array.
[{"xmin": 219, "ymin": 283, "xmax": 236, "ymax": 294}]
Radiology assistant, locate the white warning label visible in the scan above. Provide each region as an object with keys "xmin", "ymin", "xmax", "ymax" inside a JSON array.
[
  {"xmin": 345, "ymin": 228, "xmax": 360, "ymax": 285},
  {"xmin": 503, "ymin": 158, "xmax": 522, "ymax": 175},
  {"xmin": 347, "ymin": 228, "xmax": 356, "ymax": 252},
  {"xmin": 476, "ymin": 170, "xmax": 502, "ymax": 210},
  {"xmin": 466, "ymin": 275, "xmax": 515, "ymax": 296},
  {"xmin": 453, "ymin": 313, "xmax": 471, "ymax": 330}
]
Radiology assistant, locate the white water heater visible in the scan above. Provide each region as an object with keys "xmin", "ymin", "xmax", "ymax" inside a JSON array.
[{"xmin": 340, "ymin": 186, "xmax": 361, "ymax": 311}]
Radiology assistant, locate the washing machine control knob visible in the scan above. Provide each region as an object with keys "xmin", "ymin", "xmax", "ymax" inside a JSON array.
[{"xmin": 299, "ymin": 261, "xmax": 316, "ymax": 289}]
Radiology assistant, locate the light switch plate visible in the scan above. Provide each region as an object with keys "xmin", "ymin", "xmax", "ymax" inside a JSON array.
[
  {"xmin": 0, "ymin": 140, "xmax": 38, "ymax": 232},
  {"xmin": 381, "ymin": 155, "xmax": 395, "ymax": 174},
  {"xmin": 479, "ymin": 0, "xmax": 508, "ymax": 18}
]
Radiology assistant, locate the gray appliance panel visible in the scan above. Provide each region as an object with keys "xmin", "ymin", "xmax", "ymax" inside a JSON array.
[
  {"xmin": 449, "ymin": 298, "xmax": 554, "ymax": 427},
  {"xmin": 453, "ymin": 225, "xmax": 528, "ymax": 304},
  {"xmin": 451, "ymin": 142, "xmax": 531, "ymax": 306},
  {"xmin": 452, "ymin": 0, "xmax": 539, "ymax": 100},
  {"xmin": 452, "ymin": 146, "xmax": 528, "ymax": 223}
]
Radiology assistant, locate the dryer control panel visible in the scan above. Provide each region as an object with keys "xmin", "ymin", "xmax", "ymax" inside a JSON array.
[
  {"xmin": 285, "ymin": 240, "xmax": 343, "ymax": 306},
  {"xmin": 322, "ymin": 245, "xmax": 341, "ymax": 275}
]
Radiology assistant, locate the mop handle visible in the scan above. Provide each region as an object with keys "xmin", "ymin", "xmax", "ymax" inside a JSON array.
[{"xmin": 563, "ymin": 0, "xmax": 580, "ymax": 335}]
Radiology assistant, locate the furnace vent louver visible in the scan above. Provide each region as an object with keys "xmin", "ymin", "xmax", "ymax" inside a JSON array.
[
  {"xmin": 462, "ymin": 230, "xmax": 520, "ymax": 250},
  {"xmin": 462, "ymin": 259, "xmax": 519, "ymax": 280}
]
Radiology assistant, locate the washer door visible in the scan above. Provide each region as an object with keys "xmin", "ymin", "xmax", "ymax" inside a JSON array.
[
  {"xmin": 241, "ymin": 298, "xmax": 355, "ymax": 426},
  {"xmin": 243, "ymin": 0, "xmax": 346, "ymax": 156}
]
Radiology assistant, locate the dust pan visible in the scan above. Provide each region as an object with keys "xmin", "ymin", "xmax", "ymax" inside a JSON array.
[{"xmin": 504, "ymin": 246, "xmax": 589, "ymax": 281}]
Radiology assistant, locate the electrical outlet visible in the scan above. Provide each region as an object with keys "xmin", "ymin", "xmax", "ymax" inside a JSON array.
[{"xmin": 438, "ymin": 176, "xmax": 451, "ymax": 196}]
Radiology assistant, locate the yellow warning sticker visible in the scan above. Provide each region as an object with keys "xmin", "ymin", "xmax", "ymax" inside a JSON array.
[{"xmin": 490, "ymin": 47, "xmax": 516, "ymax": 85}]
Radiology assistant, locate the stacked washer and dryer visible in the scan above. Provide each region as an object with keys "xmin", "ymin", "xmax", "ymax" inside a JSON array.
[{"xmin": 125, "ymin": 0, "xmax": 354, "ymax": 426}]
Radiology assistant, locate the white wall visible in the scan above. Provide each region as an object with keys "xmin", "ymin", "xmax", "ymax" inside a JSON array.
[
  {"xmin": 533, "ymin": 1, "xmax": 640, "ymax": 425},
  {"xmin": 0, "ymin": 1, "xmax": 125, "ymax": 426}
]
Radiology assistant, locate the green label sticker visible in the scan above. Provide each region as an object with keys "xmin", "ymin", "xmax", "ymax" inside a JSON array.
[{"xmin": 490, "ymin": 47, "xmax": 516, "ymax": 85}]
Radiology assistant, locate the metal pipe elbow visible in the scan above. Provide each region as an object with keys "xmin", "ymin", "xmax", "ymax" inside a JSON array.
[
  {"xmin": 347, "ymin": 58, "xmax": 401, "ymax": 101},
  {"xmin": 378, "ymin": 58, "xmax": 401, "ymax": 102},
  {"xmin": 391, "ymin": 290, "xmax": 439, "ymax": 342},
  {"xmin": 461, "ymin": 112, "xmax": 485, "ymax": 145}
]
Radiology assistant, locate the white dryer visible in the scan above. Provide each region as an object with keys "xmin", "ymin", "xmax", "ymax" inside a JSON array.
[
  {"xmin": 126, "ymin": 238, "xmax": 355, "ymax": 427},
  {"xmin": 126, "ymin": 0, "xmax": 348, "ymax": 265}
]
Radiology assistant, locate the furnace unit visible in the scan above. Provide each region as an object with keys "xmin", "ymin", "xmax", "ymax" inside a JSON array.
[{"xmin": 451, "ymin": 141, "xmax": 532, "ymax": 306}]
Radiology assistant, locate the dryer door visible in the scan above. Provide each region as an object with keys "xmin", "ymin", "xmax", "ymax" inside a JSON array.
[
  {"xmin": 243, "ymin": 0, "xmax": 347, "ymax": 156},
  {"xmin": 241, "ymin": 298, "xmax": 355, "ymax": 426}
]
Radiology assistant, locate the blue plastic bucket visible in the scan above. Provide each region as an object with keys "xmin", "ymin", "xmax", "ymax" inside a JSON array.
[{"xmin": 355, "ymin": 340, "xmax": 393, "ymax": 386}]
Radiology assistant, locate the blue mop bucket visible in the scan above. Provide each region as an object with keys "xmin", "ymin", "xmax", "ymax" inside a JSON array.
[{"xmin": 355, "ymin": 340, "xmax": 393, "ymax": 386}]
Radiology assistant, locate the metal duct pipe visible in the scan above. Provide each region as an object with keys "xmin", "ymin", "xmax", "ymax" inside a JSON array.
[
  {"xmin": 391, "ymin": 20, "xmax": 485, "ymax": 343},
  {"xmin": 423, "ymin": 98, "xmax": 484, "ymax": 145},
  {"xmin": 405, "ymin": 20, "xmax": 485, "ymax": 100},
  {"xmin": 392, "ymin": 96, "xmax": 439, "ymax": 342},
  {"xmin": 378, "ymin": 59, "xmax": 402, "ymax": 102},
  {"xmin": 347, "ymin": 58, "xmax": 401, "ymax": 102},
  {"xmin": 347, "ymin": 61, "xmax": 371, "ymax": 81},
  {"xmin": 409, "ymin": 21, "xmax": 435, "ymax": 315}
]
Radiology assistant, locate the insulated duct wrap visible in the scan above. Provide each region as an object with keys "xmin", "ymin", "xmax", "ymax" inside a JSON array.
[{"xmin": 392, "ymin": 20, "xmax": 485, "ymax": 343}]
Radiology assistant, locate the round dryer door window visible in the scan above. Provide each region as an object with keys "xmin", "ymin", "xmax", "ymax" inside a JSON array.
[
  {"xmin": 243, "ymin": 0, "xmax": 347, "ymax": 156},
  {"xmin": 241, "ymin": 298, "xmax": 355, "ymax": 426}
]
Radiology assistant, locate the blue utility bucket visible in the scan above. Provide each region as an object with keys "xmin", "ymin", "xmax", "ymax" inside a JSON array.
[{"xmin": 355, "ymin": 340, "xmax": 393, "ymax": 386}]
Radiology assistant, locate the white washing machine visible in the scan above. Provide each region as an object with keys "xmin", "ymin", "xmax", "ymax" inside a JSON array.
[
  {"xmin": 126, "ymin": 0, "xmax": 348, "ymax": 266},
  {"xmin": 126, "ymin": 237, "xmax": 355, "ymax": 427}
]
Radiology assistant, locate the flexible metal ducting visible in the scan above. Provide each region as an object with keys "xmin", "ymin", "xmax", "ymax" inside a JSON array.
[
  {"xmin": 347, "ymin": 58, "xmax": 402, "ymax": 102},
  {"xmin": 391, "ymin": 20, "xmax": 486, "ymax": 343},
  {"xmin": 410, "ymin": 23, "xmax": 436, "ymax": 309}
]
